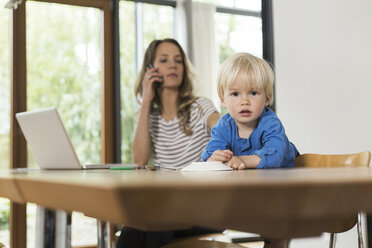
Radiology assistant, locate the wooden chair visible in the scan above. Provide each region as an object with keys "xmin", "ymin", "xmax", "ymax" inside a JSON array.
[
  {"xmin": 163, "ymin": 232, "xmax": 291, "ymax": 248},
  {"xmin": 162, "ymin": 234, "xmax": 263, "ymax": 248},
  {"xmin": 294, "ymin": 151, "xmax": 371, "ymax": 169},
  {"xmin": 294, "ymin": 151, "xmax": 371, "ymax": 248}
]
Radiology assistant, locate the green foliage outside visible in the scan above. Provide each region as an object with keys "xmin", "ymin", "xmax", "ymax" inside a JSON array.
[
  {"xmin": 0, "ymin": 7, "xmax": 10, "ymax": 244},
  {"xmin": 0, "ymin": 135, "xmax": 9, "ymax": 169},
  {"xmin": 0, "ymin": 199, "xmax": 9, "ymax": 231},
  {"xmin": 26, "ymin": 2, "xmax": 102, "ymax": 165},
  {"xmin": 217, "ymin": 13, "xmax": 237, "ymax": 63},
  {"xmin": 215, "ymin": 13, "xmax": 235, "ymax": 117},
  {"xmin": 119, "ymin": 2, "xmax": 136, "ymax": 164},
  {"xmin": 0, "ymin": 7, "xmax": 10, "ymax": 169}
]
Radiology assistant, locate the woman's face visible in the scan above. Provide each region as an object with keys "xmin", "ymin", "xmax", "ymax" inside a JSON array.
[{"xmin": 153, "ymin": 42, "xmax": 184, "ymax": 89}]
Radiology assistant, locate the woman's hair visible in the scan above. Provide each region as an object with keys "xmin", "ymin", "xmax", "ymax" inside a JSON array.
[
  {"xmin": 134, "ymin": 38, "xmax": 198, "ymax": 135},
  {"xmin": 217, "ymin": 52, "xmax": 274, "ymax": 106}
]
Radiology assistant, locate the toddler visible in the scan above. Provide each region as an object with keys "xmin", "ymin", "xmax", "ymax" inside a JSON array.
[{"xmin": 202, "ymin": 53, "xmax": 298, "ymax": 169}]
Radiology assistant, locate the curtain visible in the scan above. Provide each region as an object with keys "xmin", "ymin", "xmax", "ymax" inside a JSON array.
[
  {"xmin": 176, "ymin": 0, "xmax": 220, "ymax": 110},
  {"xmin": 175, "ymin": 0, "xmax": 188, "ymax": 55}
]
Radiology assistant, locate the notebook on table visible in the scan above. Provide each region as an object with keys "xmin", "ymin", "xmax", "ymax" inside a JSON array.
[
  {"xmin": 180, "ymin": 161, "xmax": 233, "ymax": 172},
  {"xmin": 16, "ymin": 107, "xmax": 122, "ymax": 170}
]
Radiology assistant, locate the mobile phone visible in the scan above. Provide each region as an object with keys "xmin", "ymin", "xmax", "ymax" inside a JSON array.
[
  {"xmin": 148, "ymin": 64, "xmax": 163, "ymax": 88},
  {"xmin": 148, "ymin": 63, "xmax": 155, "ymax": 69}
]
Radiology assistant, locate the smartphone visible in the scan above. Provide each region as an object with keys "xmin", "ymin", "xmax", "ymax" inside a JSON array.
[
  {"xmin": 148, "ymin": 64, "xmax": 163, "ymax": 88},
  {"xmin": 148, "ymin": 63, "xmax": 155, "ymax": 69}
]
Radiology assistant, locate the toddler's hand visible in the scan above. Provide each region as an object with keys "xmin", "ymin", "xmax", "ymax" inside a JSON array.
[
  {"xmin": 226, "ymin": 156, "xmax": 246, "ymax": 170},
  {"xmin": 207, "ymin": 150, "xmax": 233, "ymax": 163}
]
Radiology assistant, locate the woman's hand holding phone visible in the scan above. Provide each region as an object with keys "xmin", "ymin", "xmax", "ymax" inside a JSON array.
[
  {"xmin": 147, "ymin": 64, "xmax": 163, "ymax": 88},
  {"xmin": 142, "ymin": 64, "xmax": 163, "ymax": 103}
]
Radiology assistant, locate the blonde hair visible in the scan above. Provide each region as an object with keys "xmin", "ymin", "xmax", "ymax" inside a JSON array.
[
  {"xmin": 134, "ymin": 38, "xmax": 198, "ymax": 135},
  {"xmin": 217, "ymin": 53, "xmax": 274, "ymax": 106}
]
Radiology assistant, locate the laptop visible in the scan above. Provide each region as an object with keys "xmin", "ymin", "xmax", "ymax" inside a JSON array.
[{"xmin": 15, "ymin": 107, "xmax": 112, "ymax": 170}]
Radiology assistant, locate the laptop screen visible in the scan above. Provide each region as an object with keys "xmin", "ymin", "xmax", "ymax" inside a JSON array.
[{"xmin": 16, "ymin": 108, "xmax": 82, "ymax": 169}]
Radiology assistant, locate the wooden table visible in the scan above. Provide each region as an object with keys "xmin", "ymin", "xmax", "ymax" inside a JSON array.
[{"xmin": 2, "ymin": 167, "xmax": 372, "ymax": 240}]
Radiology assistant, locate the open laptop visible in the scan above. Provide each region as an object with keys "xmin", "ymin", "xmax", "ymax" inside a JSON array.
[{"xmin": 16, "ymin": 107, "xmax": 112, "ymax": 170}]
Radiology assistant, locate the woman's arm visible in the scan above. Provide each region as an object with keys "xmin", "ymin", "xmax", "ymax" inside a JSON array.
[
  {"xmin": 206, "ymin": 112, "xmax": 220, "ymax": 131},
  {"xmin": 132, "ymin": 67, "xmax": 160, "ymax": 166},
  {"xmin": 201, "ymin": 118, "xmax": 230, "ymax": 162},
  {"xmin": 131, "ymin": 101, "xmax": 152, "ymax": 166}
]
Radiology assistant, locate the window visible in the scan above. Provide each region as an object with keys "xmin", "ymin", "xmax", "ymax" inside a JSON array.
[
  {"xmin": 26, "ymin": 2, "xmax": 102, "ymax": 167},
  {"xmin": 216, "ymin": 13, "xmax": 263, "ymax": 63},
  {"xmin": 0, "ymin": 7, "xmax": 10, "ymax": 247},
  {"xmin": 119, "ymin": 1, "xmax": 174, "ymax": 163},
  {"xmin": 199, "ymin": 0, "xmax": 261, "ymax": 11},
  {"xmin": 26, "ymin": 2, "xmax": 102, "ymax": 246},
  {"xmin": 0, "ymin": 1, "xmax": 10, "ymax": 170},
  {"xmin": 142, "ymin": 3, "xmax": 174, "ymax": 48},
  {"xmin": 0, "ymin": 198, "xmax": 9, "ymax": 247},
  {"xmin": 193, "ymin": 0, "xmax": 262, "ymax": 62}
]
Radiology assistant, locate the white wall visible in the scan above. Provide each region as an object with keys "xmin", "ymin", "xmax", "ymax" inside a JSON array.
[
  {"xmin": 273, "ymin": 0, "xmax": 372, "ymax": 156},
  {"xmin": 273, "ymin": 1, "xmax": 372, "ymax": 247}
]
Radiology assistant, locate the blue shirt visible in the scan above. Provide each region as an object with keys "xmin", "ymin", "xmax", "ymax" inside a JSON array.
[{"xmin": 201, "ymin": 107, "xmax": 298, "ymax": 168}]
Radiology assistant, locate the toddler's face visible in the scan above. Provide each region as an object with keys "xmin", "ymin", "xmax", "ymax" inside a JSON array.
[{"xmin": 221, "ymin": 73, "xmax": 268, "ymax": 129}]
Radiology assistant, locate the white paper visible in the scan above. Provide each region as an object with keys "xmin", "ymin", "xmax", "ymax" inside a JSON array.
[{"xmin": 180, "ymin": 161, "xmax": 233, "ymax": 172}]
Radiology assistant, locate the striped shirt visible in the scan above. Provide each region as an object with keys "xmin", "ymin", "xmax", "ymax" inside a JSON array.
[{"xmin": 149, "ymin": 97, "xmax": 218, "ymax": 168}]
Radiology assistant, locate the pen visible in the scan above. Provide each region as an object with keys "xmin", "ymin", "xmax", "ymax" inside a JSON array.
[{"xmin": 110, "ymin": 166, "xmax": 135, "ymax": 170}]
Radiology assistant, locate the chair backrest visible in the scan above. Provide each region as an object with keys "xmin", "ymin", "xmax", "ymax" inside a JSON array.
[
  {"xmin": 295, "ymin": 151, "xmax": 371, "ymax": 168},
  {"xmin": 294, "ymin": 151, "xmax": 371, "ymax": 233}
]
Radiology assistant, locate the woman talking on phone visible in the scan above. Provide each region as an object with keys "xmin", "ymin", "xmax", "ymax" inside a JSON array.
[
  {"xmin": 116, "ymin": 38, "xmax": 220, "ymax": 247},
  {"xmin": 132, "ymin": 38, "xmax": 219, "ymax": 169}
]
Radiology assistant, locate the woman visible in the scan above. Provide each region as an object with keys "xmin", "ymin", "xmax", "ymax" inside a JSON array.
[
  {"xmin": 132, "ymin": 38, "xmax": 219, "ymax": 168},
  {"xmin": 116, "ymin": 38, "xmax": 220, "ymax": 248}
]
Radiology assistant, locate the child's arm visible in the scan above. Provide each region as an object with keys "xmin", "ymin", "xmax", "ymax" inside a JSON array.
[
  {"xmin": 226, "ymin": 155, "xmax": 261, "ymax": 170},
  {"xmin": 253, "ymin": 117, "xmax": 293, "ymax": 168},
  {"xmin": 207, "ymin": 150, "xmax": 233, "ymax": 163}
]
